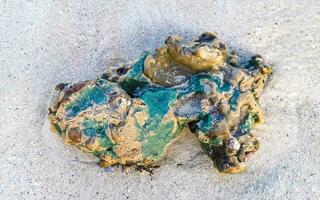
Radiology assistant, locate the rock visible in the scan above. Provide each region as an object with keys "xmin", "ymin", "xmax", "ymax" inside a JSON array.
[{"xmin": 48, "ymin": 32, "xmax": 272, "ymax": 173}]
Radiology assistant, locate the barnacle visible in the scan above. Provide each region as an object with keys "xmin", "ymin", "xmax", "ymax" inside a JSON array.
[{"xmin": 49, "ymin": 32, "xmax": 272, "ymax": 173}]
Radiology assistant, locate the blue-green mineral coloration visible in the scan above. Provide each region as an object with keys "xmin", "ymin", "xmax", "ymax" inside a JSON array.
[
  {"xmin": 197, "ymin": 112, "xmax": 223, "ymax": 134},
  {"xmin": 139, "ymin": 88, "xmax": 176, "ymax": 118},
  {"xmin": 65, "ymin": 84, "xmax": 111, "ymax": 117},
  {"xmin": 134, "ymin": 88, "xmax": 181, "ymax": 159},
  {"xmin": 177, "ymin": 74, "xmax": 231, "ymax": 98},
  {"xmin": 128, "ymin": 53, "xmax": 148, "ymax": 78},
  {"xmin": 81, "ymin": 119, "xmax": 117, "ymax": 158},
  {"xmin": 239, "ymin": 112, "xmax": 259, "ymax": 134},
  {"xmin": 118, "ymin": 53, "xmax": 150, "ymax": 96},
  {"xmin": 141, "ymin": 121, "xmax": 176, "ymax": 158},
  {"xmin": 229, "ymin": 88, "xmax": 240, "ymax": 111},
  {"xmin": 49, "ymin": 32, "xmax": 272, "ymax": 173},
  {"xmin": 82, "ymin": 119, "xmax": 108, "ymax": 138}
]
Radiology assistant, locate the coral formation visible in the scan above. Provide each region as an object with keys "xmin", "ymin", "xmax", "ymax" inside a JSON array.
[{"xmin": 49, "ymin": 32, "xmax": 272, "ymax": 173}]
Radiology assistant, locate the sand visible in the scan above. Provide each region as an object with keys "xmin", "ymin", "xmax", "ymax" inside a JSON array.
[{"xmin": 0, "ymin": 0, "xmax": 320, "ymax": 199}]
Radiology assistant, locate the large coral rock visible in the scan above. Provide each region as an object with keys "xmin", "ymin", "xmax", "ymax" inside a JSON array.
[{"xmin": 49, "ymin": 32, "xmax": 272, "ymax": 173}]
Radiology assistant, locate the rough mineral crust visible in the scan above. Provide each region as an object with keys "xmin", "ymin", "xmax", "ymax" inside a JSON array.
[{"xmin": 49, "ymin": 32, "xmax": 272, "ymax": 173}]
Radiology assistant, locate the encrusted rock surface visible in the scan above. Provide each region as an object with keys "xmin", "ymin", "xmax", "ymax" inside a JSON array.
[{"xmin": 49, "ymin": 32, "xmax": 272, "ymax": 173}]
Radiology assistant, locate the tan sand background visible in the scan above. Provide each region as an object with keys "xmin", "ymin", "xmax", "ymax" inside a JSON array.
[{"xmin": 0, "ymin": 0, "xmax": 319, "ymax": 199}]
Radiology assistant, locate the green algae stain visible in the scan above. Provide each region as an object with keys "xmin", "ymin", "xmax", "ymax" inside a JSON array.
[
  {"xmin": 240, "ymin": 112, "xmax": 259, "ymax": 133},
  {"xmin": 104, "ymin": 149, "xmax": 117, "ymax": 158},
  {"xmin": 66, "ymin": 85, "xmax": 110, "ymax": 117},
  {"xmin": 53, "ymin": 123, "xmax": 63, "ymax": 136},
  {"xmin": 141, "ymin": 120, "xmax": 176, "ymax": 159},
  {"xmin": 91, "ymin": 150, "xmax": 102, "ymax": 157},
  {"xmin": 98, "ymin": 137, "xmax": 114, "ymax": 149},
  {"xmin": 208, "ymin": 137, "xmax": 223, "ymax": 146}
]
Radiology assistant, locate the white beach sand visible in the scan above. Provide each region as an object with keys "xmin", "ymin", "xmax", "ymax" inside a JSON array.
[{"xmin": 0, "ymin": 0, "xmax": 319, "ymax": 199}]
